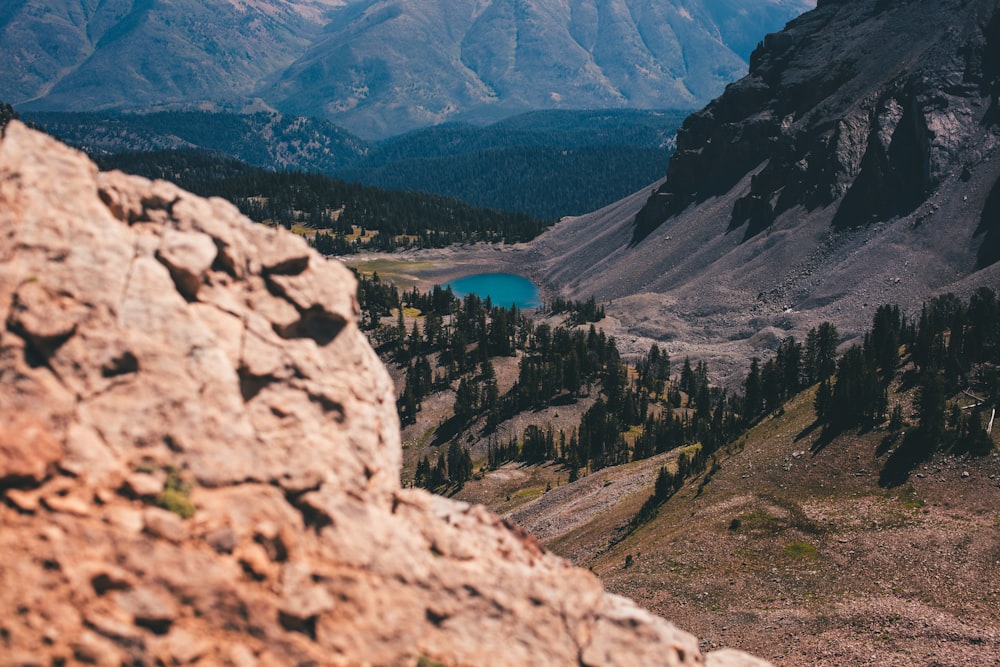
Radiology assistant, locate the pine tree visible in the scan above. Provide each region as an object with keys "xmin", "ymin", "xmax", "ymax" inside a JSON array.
[
  {"xmin": 453, "ymin": 378, "xmax": 477, "ymax": 424},
  {"xmin": 814, "ymin": 378, "xmax": 832, "ymax": 422},
  {"xmin": 431, "ymin": 453, "xmax": 448, "ymax": 488},
  {"xmin": 447, "ymin": 441, "xmax": 473, "ymax": 485},
  {"xmin": 414, "ymin": 456, "xmax": 431, "ymax": 488},
  {"xmin": 744, "ymin": 358, "xmax": 763, "ymax": 423},
  {"xmin": 761, "ymin": 359, "xmax": 782, "ymax": 415},
  {"xmin": 808, "ymin": 322, "xmax": 839, "ymax": 383},
  {"xmin": 916, "ymin": 371, "xmax": 947, "ymax": 447}
]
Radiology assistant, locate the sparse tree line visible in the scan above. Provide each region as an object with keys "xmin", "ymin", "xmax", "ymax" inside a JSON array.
[
  {"xmin": 0, "ymin": 102, "xmax": 16, "ymax": 130},
  {"xmin": 355, "ymin": 270, "xmax": 998, "ymax": 496},
  {"xmin": 625, "ymin": 290, "xmax": 999, "ymax": 533},
  {"xmin": 812, "ymin": 290, "xmax": 1000, "ymax": 472},
  {"xmin": 809, "ymin": 293, "xmax": 999, "ymax": 438},
  {"xmin": 355, "ymin": 271, "xmax": 758, "ymax": 491},
  {"xmin": 542, "ymin": 296, "xmax": 605, "ymax": 324}
]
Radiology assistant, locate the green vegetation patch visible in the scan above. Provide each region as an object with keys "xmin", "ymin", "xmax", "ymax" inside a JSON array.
[
  {"xmin": 734, "ymin": 509, "xmax": 782, "ymax": 530},
  {"xmin": 681, "ymin": 443, "xmax": 703, "ymax": 457},
  {"xmin": 896, "ymin": 485, "xmax": 925, "ymax": 510},
  {"xmin": 290, "ymin": 224, "xmax": 317, "ymax": 237},
  {"xmin": 784, "ymin": 541, "xmax": 819, "ymax": 559},
  {"xmin": 731, "ymin": 496, "xmax": 826, "ymax": 536},
  {"xmin": 156, "ymin": 470, "xmax": 196, "ymax": 519}
]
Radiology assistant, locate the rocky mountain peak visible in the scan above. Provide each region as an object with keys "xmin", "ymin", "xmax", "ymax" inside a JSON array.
[
  {"xmin": 634, "ymin": 0, "xmax": 1000, "ymax": 254},
  {"xmin": 0, "ymin": 121, "xmax": 767, "ymax": 666},
  {"xmin": 518, "ymin": 0, "xmax": 1000, "ymax": 385}
]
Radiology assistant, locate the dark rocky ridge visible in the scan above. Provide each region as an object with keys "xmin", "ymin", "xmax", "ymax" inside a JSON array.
[
  {"xmin": 635, "ymin": 0, "xmax": 1000, "ymax": 254},
  {"xmin": 513, "ymin": 0, "xmax": 1000, "ymax": 383}
]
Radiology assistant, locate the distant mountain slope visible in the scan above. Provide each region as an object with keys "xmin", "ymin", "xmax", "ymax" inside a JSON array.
[
  {"xmin": 335, "ymin": 109, "xmax": 688, "ymax": 218},
  {"xmin": 28, "ymin": 108, "xmax": 685, "ymax": 219},
  {"xmin": 1, "ymin": 0, "xmax": 813, "ymax": 138},
  {"xmin": 521, "ymin": 0, "xmax": 1000, "ymax": 375},
  {"xmin": 2, "ymin": 0, "xmax": 344, "ymax": 111},
  {"xmin": 268, "ymin": 0, "xmax": 814, "ymax": 137},
  {"xmin": 28, "ymin": 110, "xmax": 368, "ymax": 172}
]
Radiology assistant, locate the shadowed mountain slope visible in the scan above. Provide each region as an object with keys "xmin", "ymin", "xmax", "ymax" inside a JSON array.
[{"xmin": 524, "ymin": 0, "xmax": 1000, "ymax": 380}]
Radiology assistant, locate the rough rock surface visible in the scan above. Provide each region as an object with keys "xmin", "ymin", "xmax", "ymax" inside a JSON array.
[
  {"xmin": 635, "ymin": 0, "xmax": 1000, "ymax": 243},
  {"xmin": 0, "ymin": 121, "xmax": 765, "ymax": 666}
]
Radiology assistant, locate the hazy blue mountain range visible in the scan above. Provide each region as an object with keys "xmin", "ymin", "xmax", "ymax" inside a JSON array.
[
  {"xmin": 3, "ymin": 0, "xmax": 814, "ymax": 138},
  {"xmin": 1, "ymin": 0, "xmax": 346, "ymax": 112},
  {"xmin": 267, "ymin": 0, "xmax": 816, "ymax": 136}
]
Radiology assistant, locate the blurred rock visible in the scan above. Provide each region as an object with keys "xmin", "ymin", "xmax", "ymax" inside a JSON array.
[{"xmin": 0, "ymin": 122, "xmax": 767, "ymax": 667}]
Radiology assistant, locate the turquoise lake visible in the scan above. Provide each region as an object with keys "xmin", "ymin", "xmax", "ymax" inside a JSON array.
[{"xmin": 444, "ymin": 273, "xmax": 541, "ymax": 309}]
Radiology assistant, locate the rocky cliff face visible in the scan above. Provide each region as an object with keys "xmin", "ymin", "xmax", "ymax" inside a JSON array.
[
  {"xmin": 635, "ymin": 0, "xmax": 1000, "ymax": 249},
  {"xmin": 0, "ymin": 121, "xmax": 765, "ymax": 667},
  {"xmin": 521, "ymin": 0, "xmax": 1000, "ymax": 382}
]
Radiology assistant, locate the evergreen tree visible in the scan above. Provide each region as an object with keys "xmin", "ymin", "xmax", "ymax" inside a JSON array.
[
  {"xmin": 814, "ymin": 378, "xmax": 832, "ymax": 422},
  {"xmin": 804, "ymin": 322, "xmax": 839, "ymax": 384},
  {"xmin": 916, "ymin": 371, "xmax": 947, "ymax": 447},
  {"xmin": 679, "ymin": 357, "xmax": 695, "ymax": 398},
  {"xmin": 869, "ymin": 304, "xmax": 901, "ymax": 385},
  {"xmin": 414, "ymin": 455, "xmax": 432, "ymax": 488},
  {"xmin": 826, "ymin": 345, "xmax": 885, "ymax": 429},
  {"xmin": 777, "ymin": 337, "xmax": 802, "ymax": 397},
  {"xmin": 398, "ymin": 386, "xmax": 418, "ymax": 426},
  {"xmin": 453, "ymin": 378, "xmax": 477, "ymax": 424},
  {"xmin": 0, "ymin": 103, "xmax": 18, "ymax": 131},
  {"xmin": 447, "ymin": 441, "xmax": 473, "ymax": 486},
  {"xmin": 743, "ymin": 357, "xmax": 763, "ymax": 423},
  {"xmin": 761, "ymin": 359, "xmax": 782, "ymax": 415},
  {"xmin": 431, "ymin": 453, "xmax": 448, "ymax": 488}
]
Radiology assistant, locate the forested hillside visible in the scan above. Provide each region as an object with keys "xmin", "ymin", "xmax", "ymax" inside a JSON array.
[
  {"xmin": 28, "ymin": 108, "xmax": 683, "ymax": 219},
  {"xmin": 31, "ymin": 110, "xmax": 367, "ymax": 172},
  {"xmin": 351, "ymin": 270, "xmax": 998, "ymax": 666},
  {"xmin": 352, "ymin": 269, "xmax": 997, "ymax": 517},
  {"xmin": 97, "ymin": 150, "xmax": 548, "ymax": 252},
  {"xmin": 337, "ymin": 110, "xmax": 686, "ymax": 218}
]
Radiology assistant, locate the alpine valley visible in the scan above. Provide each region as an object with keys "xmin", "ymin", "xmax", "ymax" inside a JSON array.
[{"xmin": 2, "ymin": 0, "xmax": 1000, "ymax": 666}]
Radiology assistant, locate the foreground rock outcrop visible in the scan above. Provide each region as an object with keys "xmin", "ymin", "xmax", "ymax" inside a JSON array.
[{"xmin": 0, "ymin": 121, "xmax": 766, "ymax": 666}]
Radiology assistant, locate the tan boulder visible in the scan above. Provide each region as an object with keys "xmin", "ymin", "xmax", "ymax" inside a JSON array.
[{"xmin": 0, "ymin": 122, "xmax": 768, "ymax": 666}]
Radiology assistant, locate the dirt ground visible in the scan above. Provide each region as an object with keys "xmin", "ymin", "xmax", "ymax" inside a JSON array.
[{"xmin": 590, "ymin": 390, "xmax": 1000, "ymax": 666}]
